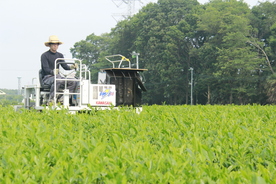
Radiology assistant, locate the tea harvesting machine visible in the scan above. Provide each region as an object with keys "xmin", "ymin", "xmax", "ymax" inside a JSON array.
[{"xmin": 16, "ymin": 55, "xmax": 147, "ymax": 113}]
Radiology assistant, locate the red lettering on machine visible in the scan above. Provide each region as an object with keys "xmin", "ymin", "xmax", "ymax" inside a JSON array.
[{"xmin": 96, "ymin": 101, "xmax": 111, "ymax": 105}]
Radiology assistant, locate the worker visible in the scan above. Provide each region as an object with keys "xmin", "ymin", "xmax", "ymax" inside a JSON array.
[{"xmin": 41, "ymin": 35, "xmax": 78, "ymax": 104}]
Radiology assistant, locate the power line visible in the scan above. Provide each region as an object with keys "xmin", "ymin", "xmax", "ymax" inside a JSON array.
[{"xmin": 112, "ymin": 0, "xmax": 144, "ymax": 21}]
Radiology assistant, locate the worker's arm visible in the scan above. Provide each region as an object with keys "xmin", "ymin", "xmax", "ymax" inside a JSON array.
[
  {"xmin": 41, "ymin": 54, "xmax": 54, "ymax": 76},
  {"xmin": 60, "ymin": 62, "xmax": 71, "ymax": 71},
  {"xmin": 57, "ymin": 53, "xmax": 73, "ymax": 71}
]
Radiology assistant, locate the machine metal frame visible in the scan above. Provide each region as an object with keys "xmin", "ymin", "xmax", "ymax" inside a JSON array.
[{"xmin": 21, "ymin": 58, "xmax": 117, "ymax": 113}]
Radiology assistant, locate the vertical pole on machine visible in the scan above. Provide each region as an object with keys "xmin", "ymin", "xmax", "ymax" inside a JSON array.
[
  {"xmin": 24, "ymin": 88, "xmax": 30, "ymax": 109},
  {"xmin": 63, "ymin": 89, "xmax": 70, "ymax": 107}
]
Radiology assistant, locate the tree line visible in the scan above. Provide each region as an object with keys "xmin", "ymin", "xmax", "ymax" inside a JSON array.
[
  {"xmin": 0, "ymin": 89, "xmax": 22, "ymax": 106},
  {"xmin": 70, "ymin": 0, "xmax": 276, "ymax": 105}
]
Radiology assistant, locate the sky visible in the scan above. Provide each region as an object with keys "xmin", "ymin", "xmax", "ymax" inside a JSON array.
[{"xmin": 0, "ymin": 0, "xmax": 263, "ymax": 89}]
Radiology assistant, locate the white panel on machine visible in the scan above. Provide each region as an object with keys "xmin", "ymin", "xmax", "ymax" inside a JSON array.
[
  {"xmin": 90, "ymin": 84, "xmax": 116, "ymax": 106},
  {"xmin": 81, "ymin": 80, "xmax": 90, "ymax": 104},
  {"xmin": 98, "ymin": 71, "xmax": 106, "ymax": 84}
]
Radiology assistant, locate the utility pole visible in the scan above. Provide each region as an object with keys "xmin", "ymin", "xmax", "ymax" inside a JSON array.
[
  {"xmin": 131, "ymin": 51, "xmax": 140, "ymax": 69},
  {"xmin": 189, "ymin": 67, "xmax": 193, "ymax": 105},
  {"xmin": 17, "ymin": 76, "xmax": 21, "ymax": 95}
]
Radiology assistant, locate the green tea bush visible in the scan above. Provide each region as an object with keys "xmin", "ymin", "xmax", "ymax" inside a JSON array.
[{"xmin": 0, "ymin": 105, "xmax": 275, "ymax": 183}]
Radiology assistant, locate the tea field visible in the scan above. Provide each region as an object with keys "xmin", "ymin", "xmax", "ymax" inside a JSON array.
[{"xmin": 0, "ymin": 105, "xmax": 275, "ymax": 183}]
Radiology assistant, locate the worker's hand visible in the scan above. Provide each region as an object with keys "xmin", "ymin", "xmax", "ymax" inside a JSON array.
[
  {"xmin": 70, "ymin": 63, "xmax": 78, "ymax": 70},
  {"xmin": 53, "ymin": 69, "xmax": 59, "ymax": 75}
]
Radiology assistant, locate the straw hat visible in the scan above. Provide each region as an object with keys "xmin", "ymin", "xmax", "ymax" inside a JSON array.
[{"xmin": 44, "ymin": 35, "xmax": 63, "ymax": 47}]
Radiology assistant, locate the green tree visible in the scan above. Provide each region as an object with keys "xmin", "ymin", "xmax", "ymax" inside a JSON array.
[
  {"xmin": 110, "ymin": 0, "xmax": 200, "ymax": 104},
  {"xmin": 0, "ymin": 89, "xmax": 23, "ymax": 106},
  {"xmin": 249, "ymin": 1, "xmax": 276, "ymax": 103},
  {"xmin": 197, "ymin": 0, "xmax": 261, "ymax": 104},
  {"xmin": 69, "ymin": 0, "xmax": 276, "ymax": 105},
  {"xmin": 70, "ymin": 33, "xmax": 112, "ymax": 83}
]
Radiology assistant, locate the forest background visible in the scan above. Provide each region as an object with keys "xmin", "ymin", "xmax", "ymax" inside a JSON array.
[
  {"xmin": 70, "ymin": 0, "xmax": 276, "ymax": 105},
  {"xmin": 2, "ymin": 0, "xmax": 276, "ymax": 105}
]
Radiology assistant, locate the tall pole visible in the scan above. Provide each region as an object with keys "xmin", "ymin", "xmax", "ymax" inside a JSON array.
[
  {"xmin": 17, "ymin": 76, "xmax": 22, "ymax": 95},
  {"xmin": 132, "ymin": 51, "xmax": 140, "ymax": 69},
  {"xmin": 189, "ymin": 67, "xmax": 193, "ymax": 105}
]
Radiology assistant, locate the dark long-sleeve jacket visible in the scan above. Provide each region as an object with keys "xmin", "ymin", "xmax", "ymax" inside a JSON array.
[{"xmin": 41, "ymin": 50, "xmax": 71, "ymax": 78}]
